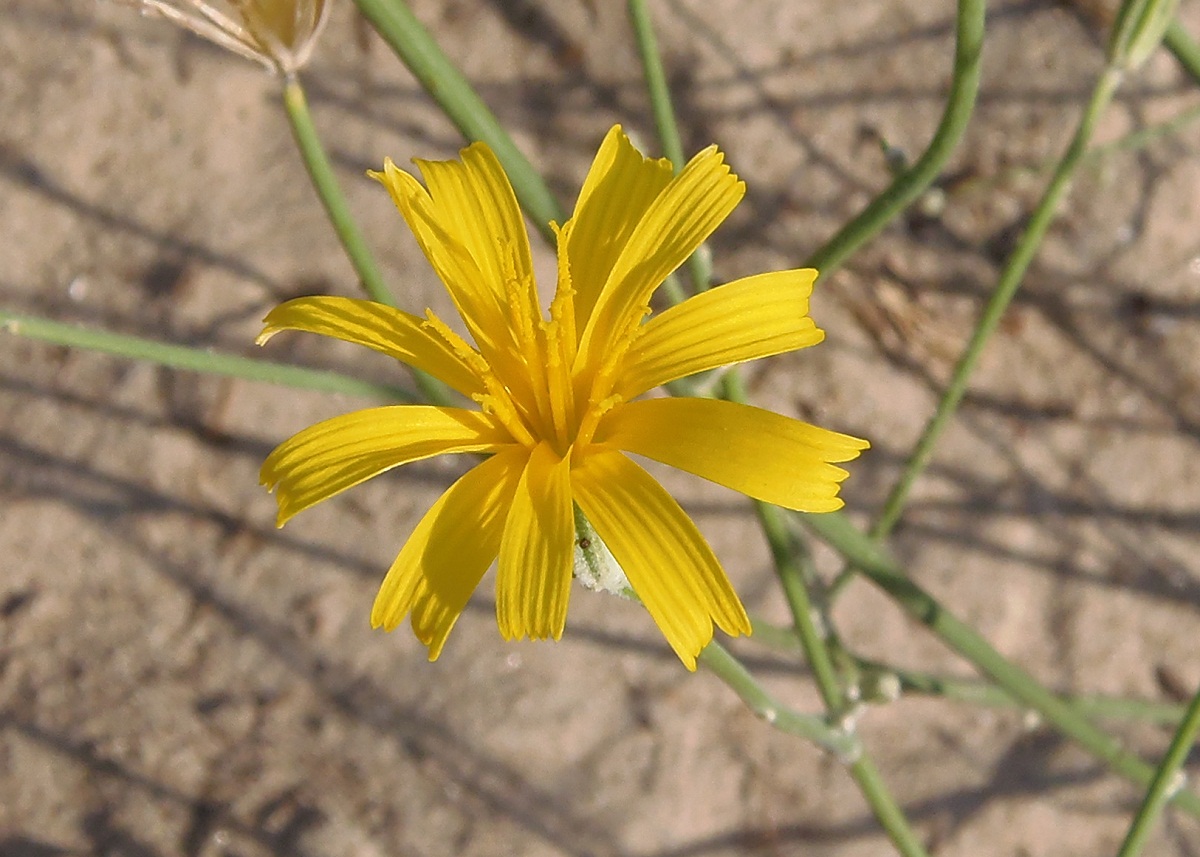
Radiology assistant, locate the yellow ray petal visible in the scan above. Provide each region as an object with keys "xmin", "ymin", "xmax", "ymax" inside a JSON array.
[
  {"xmin": 259, "ymin": 295, "xmax": 484, "ymax": 398},
  {"xmin": 370, "ymin": 447, "xmax": 528, "ymax": 659},
  {"xmin": 566, "ymin": 126, "xmax": 674, "ymax": 332},
  {"xmin": 618, "ymin": 269, "xmax": 824, "ymax": 398},
  {"xmin": 495, "ymin": 442, "xmax": 574, "ymax": 641},
  {"xmin": 413, "ymin": 143, "xmax": 537, "ymax": 324},
  {"xmin": 595, "ymin": 398, "xmax": 869, "ymax": 513},
  {"xmin": 261, "ymin": 406, "xmax": 511, "ymax": 526},
  {"xmin": 370, "ymin": 159, "xmax": 516, "ymax": 367},
  {"xmin": 571, "ymin": 448, "xmax": 749, "ymax": 670},
  {"xmin": 576, "ymin": 144, "xmax": 745, "ymax": 381}
]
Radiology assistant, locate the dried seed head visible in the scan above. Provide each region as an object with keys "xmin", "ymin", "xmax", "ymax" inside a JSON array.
[{"xmin": 118, "ymin": 0, "xmax": 331, "ymax": 76}]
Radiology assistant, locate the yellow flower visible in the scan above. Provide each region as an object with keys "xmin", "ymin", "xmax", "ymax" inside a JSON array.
[
  {"xmin": 119, "ymin": 0, "xmax": 329, "ymax": 75},
  {"xmin": 259, "ymin": 126, "xmax": 868, "ymax": 668}
]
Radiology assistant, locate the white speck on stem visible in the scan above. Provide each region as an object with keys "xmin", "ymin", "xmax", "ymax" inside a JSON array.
[
  {"xmin": 835, "ymin": 730, "xmax": 864, "ymax": 766},
  {"xmin": 1166, "ymin": 770, "xmax": 1189, "ymax": 799},
  {"xmin": 1021, "ymin": 709, "xmax": 1043, "ymax": 731},
  {"xmin": 875, "ymin": 673, "xmax": 902, "ymax": 703},
  {"xmin": 838, "ymin": 703, "xmax": 865, "ymax": 734},
  {"xmin": 761, "ymin": 707, "xmax": 778, "ymax": 725}
]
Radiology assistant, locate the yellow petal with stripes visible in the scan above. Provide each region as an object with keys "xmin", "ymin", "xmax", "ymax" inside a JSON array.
[
  {"xmin": 496, "ymin": 443, "xmax": 575, "ymax": 641},
  {"xmin": 371, "ymin": 447, "xmax": 528, "ymax": 660},
  {"xmin": 619, "ymin": 269, "xmax": 824, "ymax": 398},
  {"xmin": 566, "ymin": 126, "xmax": 674, "ymax": 331},
  {"xmin": 575, "ymin": 144, "xmax": 745, "ymax": 382},
  {"xmin": 370, "ymin": 159, "xmax": 516, "ymax": 372},
  {"xmin": 412, "ymin": 143, "xmax": 537, "ymax": 324},
  {"xmin": 259, "ymin": 295, "xmax": 484, "ymax": 398},
  {"xmin": 261, "ymin": 406, "xmax": 511, "ymax": 526},
  {"xmin": 595, "ymin": 397, "xmax": 868, "ymax": 513},
  {"xmin": 572, "ymin": 448, "xmax": 749, "ymax": 669}
]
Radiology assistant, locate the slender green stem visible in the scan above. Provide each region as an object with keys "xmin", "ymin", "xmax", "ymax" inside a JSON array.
[
  {"xmin": 762, "ymin": 515, "xmax": 930, "ymax": 857},
  {"xmin": 351, "ymin": 0, "xmax": 565, "ymax": 241},
  {"xmin": 748, "ymin": 617, "xmax": 1189, "ymax": 725},
  {"xmin": 862, "ymin": 66, "xmax": 1123, "ymax": 549},
  {"xmin": 627, "ymin": 0, "xmax": 711, "ymax": 295},
  {"xmin": 801, "ymin": 509, "xmax": 1200, "ymax": 818},
  {"xmin": 1165, "ymin": 20, "xmax": 1200, "ymax": 80},
  {"xmin": 721, "ymin": 376, "xmax": 929, "ymax": 857},
  {"xmin": 698, "ymin": 642, "xmax": 860, "ymax": 759},
  {"xmin": 282, "ymin": 78, "xmax": 451, "ymax": 406},
  {"xmin": 859, "ymin": 658, "xmax": 1190, "ymax": 726},
  {"xmin": 283, "ymin": 78, "xmax": 393, "ymax": 307},
  {"xmin": 1085, "ymin": 101, "xmax": 1200, "ymax": 159},
  {"xmin": 804, "ymin": 0, "xmax": 984, "ymax": 277},
  {"xmin": 0, "ymin": 310, "xmax": 413, "ymax": 401},
  {"xmin": 1117, "ymin": 684, "xmax": 1200, "ymax": 856},
  {"xmin": 758, "ymin": 502, "xmax": 846, "ymax": 710},
  {"xmin": 627, "ymin": 0, "xmax": 684, "ymax": 172}
]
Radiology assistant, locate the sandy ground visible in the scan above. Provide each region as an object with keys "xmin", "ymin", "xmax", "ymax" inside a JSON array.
[{"xmin": 4, "ymin": 0, "xmax": 1200, "ymax": 854}]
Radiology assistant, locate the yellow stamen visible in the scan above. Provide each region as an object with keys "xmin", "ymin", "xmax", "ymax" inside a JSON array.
[
  {"xmin": 542, "ymin": 318, "xmax": 573, "ymax": 453},
  {"xmin": 423, "ymin": 310, "xmax": 536, "ymax": 447},
  {"xmin": 575, "ymin": 393, "xmax": 622, "ymax": 450}
]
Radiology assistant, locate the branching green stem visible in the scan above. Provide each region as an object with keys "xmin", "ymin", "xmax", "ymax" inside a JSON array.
[
  {"xmin": 1116, "ymin": 685, "xmax": 1200, "ymax": 857},
  {"xmin": 0, "ymin": 310, "xmax": 413, "ymax": 401},
  {"xmin": 865, "ymin": 658, "xmax": 1190, "ymax": 726},
  {"xmin": 748, "ymin": 616, "xmax": 1190, "ymax": 725},
  {"xmin": 804, "ymin": 0, "xmax": 985, "ymax": 278},
  {"xmin": 860, "ymin": 66, "xmax": 1124, "ymax": 548},
  {"xmin": 802, "ymin": 509, "xmax": 1200, "ymax": 818},
  {"xmin": 717, "ymin": 377, "xmax": 930, "ymax": 857},
  {"xmin": 351, "ymin": 0, "xmax": 565, "ymax": 240},
  {"xmin": 698, "ymin": 641, "xmax": 860, "ymax": 759}
]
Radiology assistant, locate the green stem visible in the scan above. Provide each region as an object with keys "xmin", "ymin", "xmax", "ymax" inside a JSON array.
[
  {"xmin": 627, "ymin": 0, "xmax": 711, "ymax": 295},
  {"xmin": 698, "ymin": 642, "xmax": 860, "ymax": 759},
  {"xmin": 860, "ymin": 658, "xmax": 1190, "ymax": 726},
  {"xmin": 801, "ymin": 509, "xmax": 1200, "ymax": 818},
  {"xmin": 764, "ymin": 523, "xmax": 930, "ymax": 857},
  {"xmin": 758, "ymin": 503, "xmax": 845, "ymax": 710},
  {"xmin": 0, "ymin": 310, "xmax": 413, "ymax": 401},
  {"xmin": 351, "ymin": 0, "xmax": 565, "ymax": 241},
  {"xmin": 726, "ymin": 377, "xmax": 929, "ymax": 857},
  {"xmin": 804, "ymin": 0, "xmax": 985, "ymax": 277},
  {"xmin": 282, "ymin": 78, "xmax": 451, "ymax": 406},
  {"xmin": 283, "ymin": 78, "xmax": 393, "ymax": 307},
  {"xmin": 1164, "ymin": 20, "xmax": 1200, "ymax": 81},
  {"xmin": 1085, "ymin": 100, "xmax": 1200, "ymax": 158},
  {"xmin": 1116, "ymin": 684, "xmax": 1200, "ymax": 857},
  {"xmin": 866, "ymin": 67, "xmax": 1123, "ymax": 544},
  {"xmin": 747, "ymin": 618, "xmax": 1189, "ymax": 725}
]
